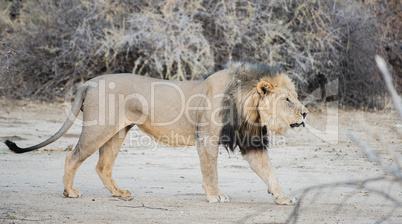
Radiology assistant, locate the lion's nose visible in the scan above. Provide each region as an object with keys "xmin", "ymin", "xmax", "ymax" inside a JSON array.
[{"xmin": 302, "ymin": 112, "xmax": 307, "ymax": 119}]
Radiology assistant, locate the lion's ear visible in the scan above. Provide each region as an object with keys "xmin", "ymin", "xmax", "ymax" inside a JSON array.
[{"xmin": 256, "ymin": 81, "xmax": 274, "ymax": 95}]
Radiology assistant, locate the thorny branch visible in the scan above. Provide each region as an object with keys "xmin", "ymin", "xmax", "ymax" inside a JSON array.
[{"xmin": 285, "ymin": 56, "xmax": 402, "ymax": 223}]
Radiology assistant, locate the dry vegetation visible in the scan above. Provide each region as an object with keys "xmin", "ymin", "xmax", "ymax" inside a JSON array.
[
  {"xmin": 0, "ymin": 0, "xmax": 400, "ymax": 108},
  {"xmin": 285, "ymin": 56, "xmax": 402, "ymax": 223}
]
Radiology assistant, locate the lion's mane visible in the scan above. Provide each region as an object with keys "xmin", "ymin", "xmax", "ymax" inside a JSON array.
[{"xmin": 219, "ymin": 61, "xmax": 282, "ymax": 154}]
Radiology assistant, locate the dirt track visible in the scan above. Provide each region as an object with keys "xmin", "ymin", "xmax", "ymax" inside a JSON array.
[{"xmin": 1, "ymin": 100, "xmax": 401, "ymax": 223}]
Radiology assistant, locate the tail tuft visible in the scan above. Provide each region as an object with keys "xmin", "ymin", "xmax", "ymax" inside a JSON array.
[{"xmin": 5, "ymin": 140, "xmax": 26, "ymax": 153}]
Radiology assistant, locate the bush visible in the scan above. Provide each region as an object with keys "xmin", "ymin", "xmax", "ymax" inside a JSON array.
[{"xmin": 0, "ymin": 0, "xmax": 399, "ymax": 108}]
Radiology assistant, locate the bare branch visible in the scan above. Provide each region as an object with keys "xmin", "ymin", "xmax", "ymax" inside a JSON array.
[
  {"xmin": 285, "ymin": 177, "xmax": 402, "ymax": 224},
  {"xmin": 117, "ymin": 203, "xmax": 169, "ymax": 211},
  {"xmin": 348, "ymin": 130, "xmax": 401, "ymax": 182},
  {"xmin": 287, "ymin": 61, "xmax": 402, "ymax": 222},
  {"xmin": 0, "ymin": 40, "xmax": 41, "ymax": 59},
  {"xmin": 375, "ymin": 55, "xmax": 402, "ymax": 120}
]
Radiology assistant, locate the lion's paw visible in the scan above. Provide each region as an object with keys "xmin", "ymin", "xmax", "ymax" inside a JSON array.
[
  {"xmin": 63, "ymin": 189, "xmax": 82, "ymax": 198},
  {"xmin": 274, "ymin": 195, "xmax": 297, "ymax": 205},
  {"xmin": 207, "ymin": 194, "xmax": 230, "ymax": 203},
  {"xmin": 112, "ymin": 190, "xmax": 133, "ymax": 198}
]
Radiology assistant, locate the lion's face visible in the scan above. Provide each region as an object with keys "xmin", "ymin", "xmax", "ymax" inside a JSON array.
[
  {"xmin": 220, "ymin": 63, "xmax": 309, "ymax": 153},
  {"xmin": 254, "ymin": 74, "xmax": 309, "ymax": 134}
]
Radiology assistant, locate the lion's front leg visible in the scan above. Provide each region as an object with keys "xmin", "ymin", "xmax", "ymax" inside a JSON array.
[
  {"xmin": 196, "ymin": 138, "xmax": 230, "ymax": 203},
  {"xmin": 244, "ymin": 150, "xmax": 296, "ymax": 205}
]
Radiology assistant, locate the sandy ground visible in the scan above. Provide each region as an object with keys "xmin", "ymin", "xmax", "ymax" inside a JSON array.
[{"xmin": 0, "ymin": 99, "xmax": 401, "ymax": 224}]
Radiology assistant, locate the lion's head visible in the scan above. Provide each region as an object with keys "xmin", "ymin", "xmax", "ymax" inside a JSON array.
[{"xmin": 220, "ymin": 61, "xmax": 309, "ymax": 154}]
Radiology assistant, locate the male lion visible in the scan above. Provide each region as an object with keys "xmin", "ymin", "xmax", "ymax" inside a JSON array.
[{"xmin": 5, "ymin": 61, "xmax": 308, "ymax": 205}]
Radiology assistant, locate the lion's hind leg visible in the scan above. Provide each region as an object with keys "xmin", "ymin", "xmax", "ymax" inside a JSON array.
[
  {"xmin": 96, "ymin": 125, "xmax": 133, "ymax": 198},
  {"xmin": 63, "ymin": 126, "xmax": 122, "ymax": 198}
]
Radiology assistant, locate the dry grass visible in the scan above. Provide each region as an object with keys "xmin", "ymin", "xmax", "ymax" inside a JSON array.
[{"xmin": 0, "ymin": 0, "xmax": 400, "ymax": 107}]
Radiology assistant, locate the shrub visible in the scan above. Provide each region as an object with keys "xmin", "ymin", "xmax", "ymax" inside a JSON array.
[{"xmin": 0, "ymin": 0, "xmax": 399, "ymax": 108}]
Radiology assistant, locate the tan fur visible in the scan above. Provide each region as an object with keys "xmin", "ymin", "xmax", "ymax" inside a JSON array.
[
  {"xmin": 244, "ymin": 150, "xmax": 296, "ymax": 205},
  {"xmin": 8, "ymin": 62, "xmax": 308, "ymax": 205},
  {"xmin": 220, "ymin": 63, "xmax": 308, "ymax": 153},
  {"xmin": 256, "ymin": 74, "xmax": 305, "ymax": 134}
]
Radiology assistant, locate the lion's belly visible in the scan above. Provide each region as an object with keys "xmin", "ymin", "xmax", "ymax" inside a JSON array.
[{"xmin": 137, "ymin": 125, "xmax": 196, "ymax": 147}]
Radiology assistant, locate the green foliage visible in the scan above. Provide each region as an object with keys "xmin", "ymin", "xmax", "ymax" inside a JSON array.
[{"xmin": 0, "ymin": 0, "xmax": 399, "ymax": 108}]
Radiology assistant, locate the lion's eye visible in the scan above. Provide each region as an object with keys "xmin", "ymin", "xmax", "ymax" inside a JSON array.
[{"xmin": 286, "ymin": 98, "xmax": 291, "ymax": 103}]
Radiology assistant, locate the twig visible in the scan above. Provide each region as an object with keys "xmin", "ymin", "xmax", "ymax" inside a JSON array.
[
  {"xmin": 0, "ymin": 40, "xmax": 17, "ymax": 55},
  {"xmin": 287, "ymin": 59, "xmax": 402, "ymax": 222},
  {"xmin": 0, "ymin": 217, "xmax": 47, "ymax": 222},
  {"xmin": 375, "ymin": 55, "xmax": 402, "ymax": 120},
  {"xmin": 285, "ymin": 177, "xmax": 402, "ymax": 224},
  {"xmin": 375, "ymin": 205, "xmax": 400, "ymax": 224},
  {"xmin": 348, "ymin": 130, "xmax": 402, "ymax": 181},
  {"xmin": 347, "ymin": 131, "xmax": 386, "ymax": 168},
  {"xmin": 117, "ymin": 203, "xmax": 169, "ymax": 211},
  {"xmin": 0, "ymin": 40, "xmax": 47, "ymax": 60}
]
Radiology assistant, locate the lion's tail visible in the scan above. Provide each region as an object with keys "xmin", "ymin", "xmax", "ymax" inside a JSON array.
[{"xmin": 5, "ymin": 86, "xmax": 88, "ymax": 153}]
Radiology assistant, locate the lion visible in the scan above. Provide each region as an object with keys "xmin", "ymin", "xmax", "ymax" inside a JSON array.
[{"xmin": 5, "ymin": 61, "xmax": 308, "ymax": 205}]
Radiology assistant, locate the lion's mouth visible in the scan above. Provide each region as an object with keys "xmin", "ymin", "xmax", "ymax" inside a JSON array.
[{"xmin": 290, "ymin": 122, "xmax": 305, "ymax": 128}]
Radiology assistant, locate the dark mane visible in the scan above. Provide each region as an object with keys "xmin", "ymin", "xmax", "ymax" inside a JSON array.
[{"xmin": 219, "ymin": 61, "xmax": 282, "ymax": 154}]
